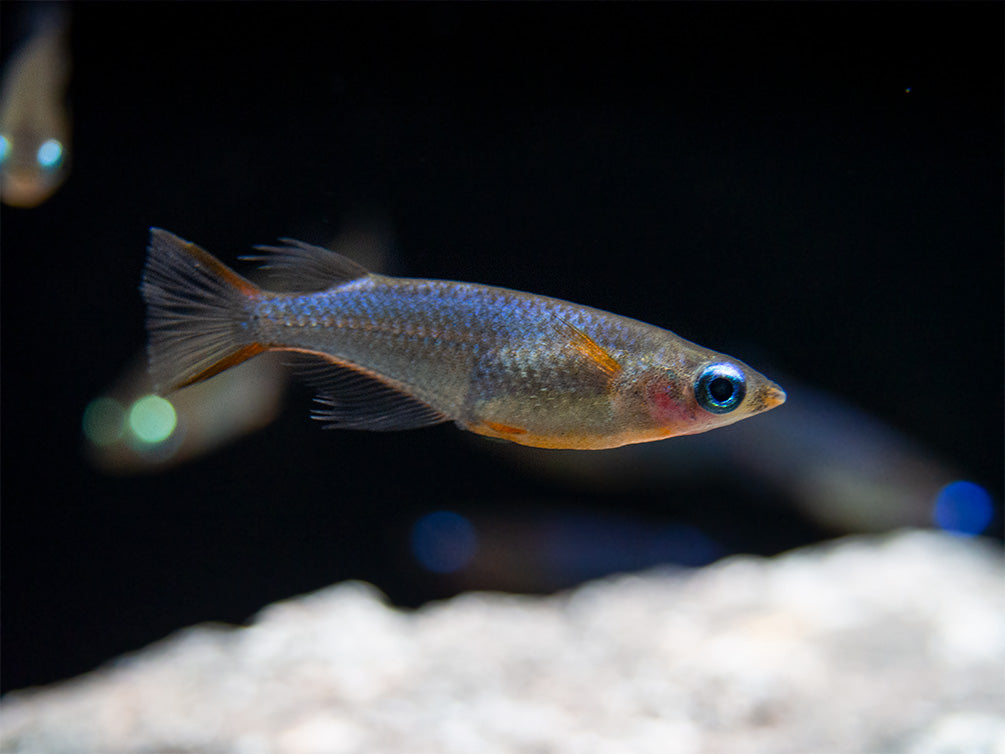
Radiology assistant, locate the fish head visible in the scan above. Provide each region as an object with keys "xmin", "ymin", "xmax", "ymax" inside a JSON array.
[{"xmin": 639, "ymin": 352, "xmax": 786, "ymax": 438}]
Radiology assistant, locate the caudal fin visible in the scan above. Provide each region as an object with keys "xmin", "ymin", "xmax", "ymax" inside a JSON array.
[{"xmin": 141, "ymin": 228, "xmax": 266, "ymax": 391}]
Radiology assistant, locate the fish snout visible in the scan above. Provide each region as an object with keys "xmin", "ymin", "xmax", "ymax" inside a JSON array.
[{"xmin": 760, "ymin": 383, "xmax": 787, "ymax": 410}]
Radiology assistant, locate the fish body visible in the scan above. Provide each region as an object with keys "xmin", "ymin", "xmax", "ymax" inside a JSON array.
[{"xmin": 142, "ymin": 229, "xmax": 784, "ymax": 449}]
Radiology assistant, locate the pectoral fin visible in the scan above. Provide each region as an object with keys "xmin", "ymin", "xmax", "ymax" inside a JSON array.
[{"xmin": 552, "ymin": 317, "xmax": 623, "ymax": 379}]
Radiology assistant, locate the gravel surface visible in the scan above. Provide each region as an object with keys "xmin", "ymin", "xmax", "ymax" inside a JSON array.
[{"xmin": 2, "ymin": 530, "xmax": 1002, "ymax": 754}]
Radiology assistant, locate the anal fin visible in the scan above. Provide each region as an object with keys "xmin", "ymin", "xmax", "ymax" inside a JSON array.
[{"xmin": 283, "ymin": 351, "xmax": 448, "ymax": 431}]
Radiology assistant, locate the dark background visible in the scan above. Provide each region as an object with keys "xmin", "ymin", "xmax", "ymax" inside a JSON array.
[{"xmin": 2, "ymin": 2, "xmax": 1001, "ymax": 693}]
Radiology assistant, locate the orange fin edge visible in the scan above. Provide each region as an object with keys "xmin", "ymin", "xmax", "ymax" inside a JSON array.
[
  {"xmin": 481, "ymin": 420, "xmax": 528, "ymax": 435},
  {"xmin": 180, "ymin": 237, "xmax": 262, "ymax": 297},
  {"xmin": 174, "ymin": 343, "xmax": 268, "ymax": 389}
]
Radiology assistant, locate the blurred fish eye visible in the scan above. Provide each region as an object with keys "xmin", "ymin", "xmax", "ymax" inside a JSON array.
[
  {"xmin": 0, "ymin": 134, "xmax": 10, "ymax": 164},
  {"xmin": 694, "ymin": 363, "xmax": 746, "ymax": 414},
  {"xmin": 36, "ymin": 138, "xmax": 63, "ymax": 170}
]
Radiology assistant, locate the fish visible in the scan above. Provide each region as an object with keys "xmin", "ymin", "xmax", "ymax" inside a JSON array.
[
  {"xmin": 141, "ymin": 228, "xmax": 785, "ymax": 450},
  {"xmin": 0, "ymin": 6, "xmax": 71, "ymax": 208}
]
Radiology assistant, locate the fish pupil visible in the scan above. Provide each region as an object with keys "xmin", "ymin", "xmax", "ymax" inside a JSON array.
[{"xmin": 708, "ymin": 377, "xmax": 734, "ymax": 403}]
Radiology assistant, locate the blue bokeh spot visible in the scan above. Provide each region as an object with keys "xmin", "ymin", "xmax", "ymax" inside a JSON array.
[
  {"xmin": 36, "ymin": 139, "xmax": 64, "ymax": 170},
  {"xmin": 933, "ymin": 480, "xmax": 994, "ymax": 537},
  {"xmin": 411, "ymin": 510, "xmax": 478, "ymax": 574}
]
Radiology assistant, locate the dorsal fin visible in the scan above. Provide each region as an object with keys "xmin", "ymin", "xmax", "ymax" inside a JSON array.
[
  {"xmin": 284, "ymin": 352, "xmax": 448, "ymax": 431},
  {"xmin": 241, "ymin": 239, "xmax": 370, "ymax": 293},
  {"xmin": 552, "ymin": 316, "xmax": 623, "ymax": 379}
]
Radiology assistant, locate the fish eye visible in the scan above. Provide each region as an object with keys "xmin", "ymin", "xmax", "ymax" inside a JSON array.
[
  {"xmin": 694, "ymin": 363, "xmax": 746, "ymax": 414},
  {"xmin": 36, "ymin": 139, "xmax": 64, "ymax": 170}
]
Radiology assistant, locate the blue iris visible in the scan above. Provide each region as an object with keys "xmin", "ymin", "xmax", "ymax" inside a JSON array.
[{"xmin": 695, "ymin": 363, "xmax": 746, "ymax": 414}]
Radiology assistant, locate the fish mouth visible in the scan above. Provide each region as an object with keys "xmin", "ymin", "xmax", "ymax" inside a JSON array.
[{"xmin": 761, "ymin": 383, "xmax": 787, "ymax": 410}]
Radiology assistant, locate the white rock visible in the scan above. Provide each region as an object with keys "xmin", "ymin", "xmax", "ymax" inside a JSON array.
[{"xmin": 1, "ymin": 530, "xmax": 1001, "ymax": 754}]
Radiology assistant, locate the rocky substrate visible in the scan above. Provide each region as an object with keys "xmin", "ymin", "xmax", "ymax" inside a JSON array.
[{"xmin": 2, "ymin": 530, "xmax": 1002, "ymax": 754}]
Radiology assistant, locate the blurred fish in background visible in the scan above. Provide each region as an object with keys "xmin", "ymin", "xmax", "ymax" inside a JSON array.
[
  {"xmin": 0, "ymin": 2, "xmax": 70, "ymax": 208},
  {"xmin": 83, "ymin": 214, "xmax": 395, "ymax": 473},
  {"xmin": 483, "ymin": 374, "xmax": 985, "ymax": 534},
  {"xmin": 408, "ymin": 505, "xmax": 725, "ymax": 593},
  {"xmin": 82, "ymin": 354, "xmax": 287, "ymax": 475},
  {"xmin": 404, "ymin": 374, "xmax": 995, "ymax": 592}
]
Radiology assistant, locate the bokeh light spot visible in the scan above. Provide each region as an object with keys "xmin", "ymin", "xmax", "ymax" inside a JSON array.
[
  {"xmin": 933, "ymin": 481, "xmax": 994, "ymax": 537},
  {"xmin": 36, "ymin": 139, "xmax": 63, "ymax": 169},
  {"xmin": 82, "ymin": 397, "xmax": 125, "ymax": 446},
  {"xmin": 0, "ymin": 134, "xmax": 10, "ymax": 163},
  {"xmin": 411, "ymin": 510, "xmax": 478, "ymax": 574},
  {"xmin": 128, "ymin": 394, "xmax": 177, "ymax": 444}
]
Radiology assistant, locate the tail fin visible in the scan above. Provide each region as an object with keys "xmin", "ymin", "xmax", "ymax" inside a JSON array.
[{"xmin": 141, "ymin": 228, "xmax": 267, "ymax": 392}]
